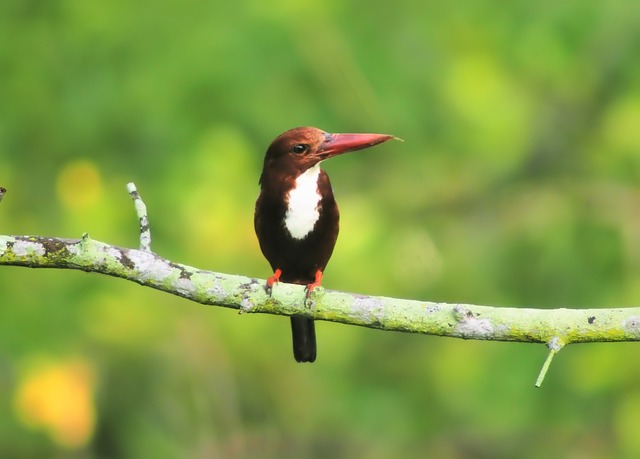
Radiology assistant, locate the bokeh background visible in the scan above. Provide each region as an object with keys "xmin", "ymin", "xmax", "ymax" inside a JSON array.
[{"xmin": 1, "ymin": 1, "xmax": 640, "ymax": 457}]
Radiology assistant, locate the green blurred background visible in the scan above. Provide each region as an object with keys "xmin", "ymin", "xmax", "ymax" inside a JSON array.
[{"xmin": 1, "ymin": 0, "xmax": 640, "ymax": 457}]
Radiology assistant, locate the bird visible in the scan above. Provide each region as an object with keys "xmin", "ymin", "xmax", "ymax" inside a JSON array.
[{"xmin": 254, "ymin": 127, "xmax": 394, "ymax": 362}]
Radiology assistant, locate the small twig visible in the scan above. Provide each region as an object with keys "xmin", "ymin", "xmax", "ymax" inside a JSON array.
[
  {"xmin": 126, "ymin": 183, "xmax": 151, "ymax": 252},
  {"xmin": 535, "ymin": 336, "xmax": 564, "ymax": 388},
  {"xmin": 0, "ymin": 187, "xmax": 6, "ymax": 203}
]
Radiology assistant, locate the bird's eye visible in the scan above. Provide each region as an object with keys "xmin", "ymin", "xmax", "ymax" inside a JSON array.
[{"xmin": 292, "ymin": 144, "xmax": 307, "ymax": 154}]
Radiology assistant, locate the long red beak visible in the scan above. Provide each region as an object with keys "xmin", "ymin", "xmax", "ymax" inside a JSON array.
[{"xmin": 315, "ymin": 133, "xmax": 395, "ymax": 160}]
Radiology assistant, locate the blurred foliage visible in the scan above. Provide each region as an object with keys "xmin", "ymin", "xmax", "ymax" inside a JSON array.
[{"xmin": 1, "ymin": 0, "xmax": 640, "ymax": 457}]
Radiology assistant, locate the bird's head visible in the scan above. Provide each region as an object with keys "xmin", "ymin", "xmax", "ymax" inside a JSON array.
[{"xmin": 260, "ymin": 127, "xmax": 394, "ymax": 181}]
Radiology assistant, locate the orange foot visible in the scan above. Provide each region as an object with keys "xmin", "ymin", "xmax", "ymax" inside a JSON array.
[
  {"xmin": 305, "ymin": 270, "xmax": 323, "ymax": 299},
  {"xmin": 265, "ymin": 268, "xmax": 282, "ymax": 295}
]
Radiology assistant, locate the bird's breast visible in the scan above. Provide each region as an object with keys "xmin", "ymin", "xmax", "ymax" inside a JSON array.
[{"xmin": 284, "ymin": 164, "xmax": 322, "ymax": 240}]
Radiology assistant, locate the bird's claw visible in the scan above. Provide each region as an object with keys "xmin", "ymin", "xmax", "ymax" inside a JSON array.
[
  {"xmin": 265, "ymin": 283, "xmax": 274, "ymax": 296},
  {"xmin": 303, "ymin": 269, "xmax": 324, "ymax": 306},
  {"xmin": 265, "ymin": 268, "xmax": 282, "ymax": 296},
  {"xmin": 304, "ymin": 289, "xmax": 316, "ymax": 308},
  {"xmin": 303, "ymin": 285, "xmax": 314, "ymax": 304}
]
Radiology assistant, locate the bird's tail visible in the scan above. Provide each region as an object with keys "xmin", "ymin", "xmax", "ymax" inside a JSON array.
[{"xmin": 290, "ymin": 316, "xmax": 316, "ymax": 363}]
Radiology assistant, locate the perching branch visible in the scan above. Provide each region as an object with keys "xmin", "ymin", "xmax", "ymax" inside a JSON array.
[{"xmin": 1, "ymin": 184, "xmax": 640, "ymax": 387}]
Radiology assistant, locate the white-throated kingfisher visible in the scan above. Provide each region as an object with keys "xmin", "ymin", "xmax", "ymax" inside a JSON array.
[{"xmin": 254, "ymin": 127, "xmax": 394, "ymax": 362}]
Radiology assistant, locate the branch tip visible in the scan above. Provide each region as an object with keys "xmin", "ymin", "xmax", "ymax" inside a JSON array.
[
  {"xmin": 126, "ymin": 182, "xmax": 152, "ymax": 252},
  {"xmin": 79, "ymin": 233, "xmax": 91, "ymax": 249},
  {"xmin": 535, "ymin": 337, "xmax": 565, "ymax": 388}
]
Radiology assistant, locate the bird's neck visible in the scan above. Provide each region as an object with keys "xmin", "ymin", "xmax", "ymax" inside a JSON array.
[{"xmin": 284, "ymin": 164, "xmax": 323, "ymax": 240}]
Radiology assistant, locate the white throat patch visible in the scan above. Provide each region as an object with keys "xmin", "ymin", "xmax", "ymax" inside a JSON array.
[{"xmin": 284, "ymin": 164, "xmax": 322, "ymax": 240}]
